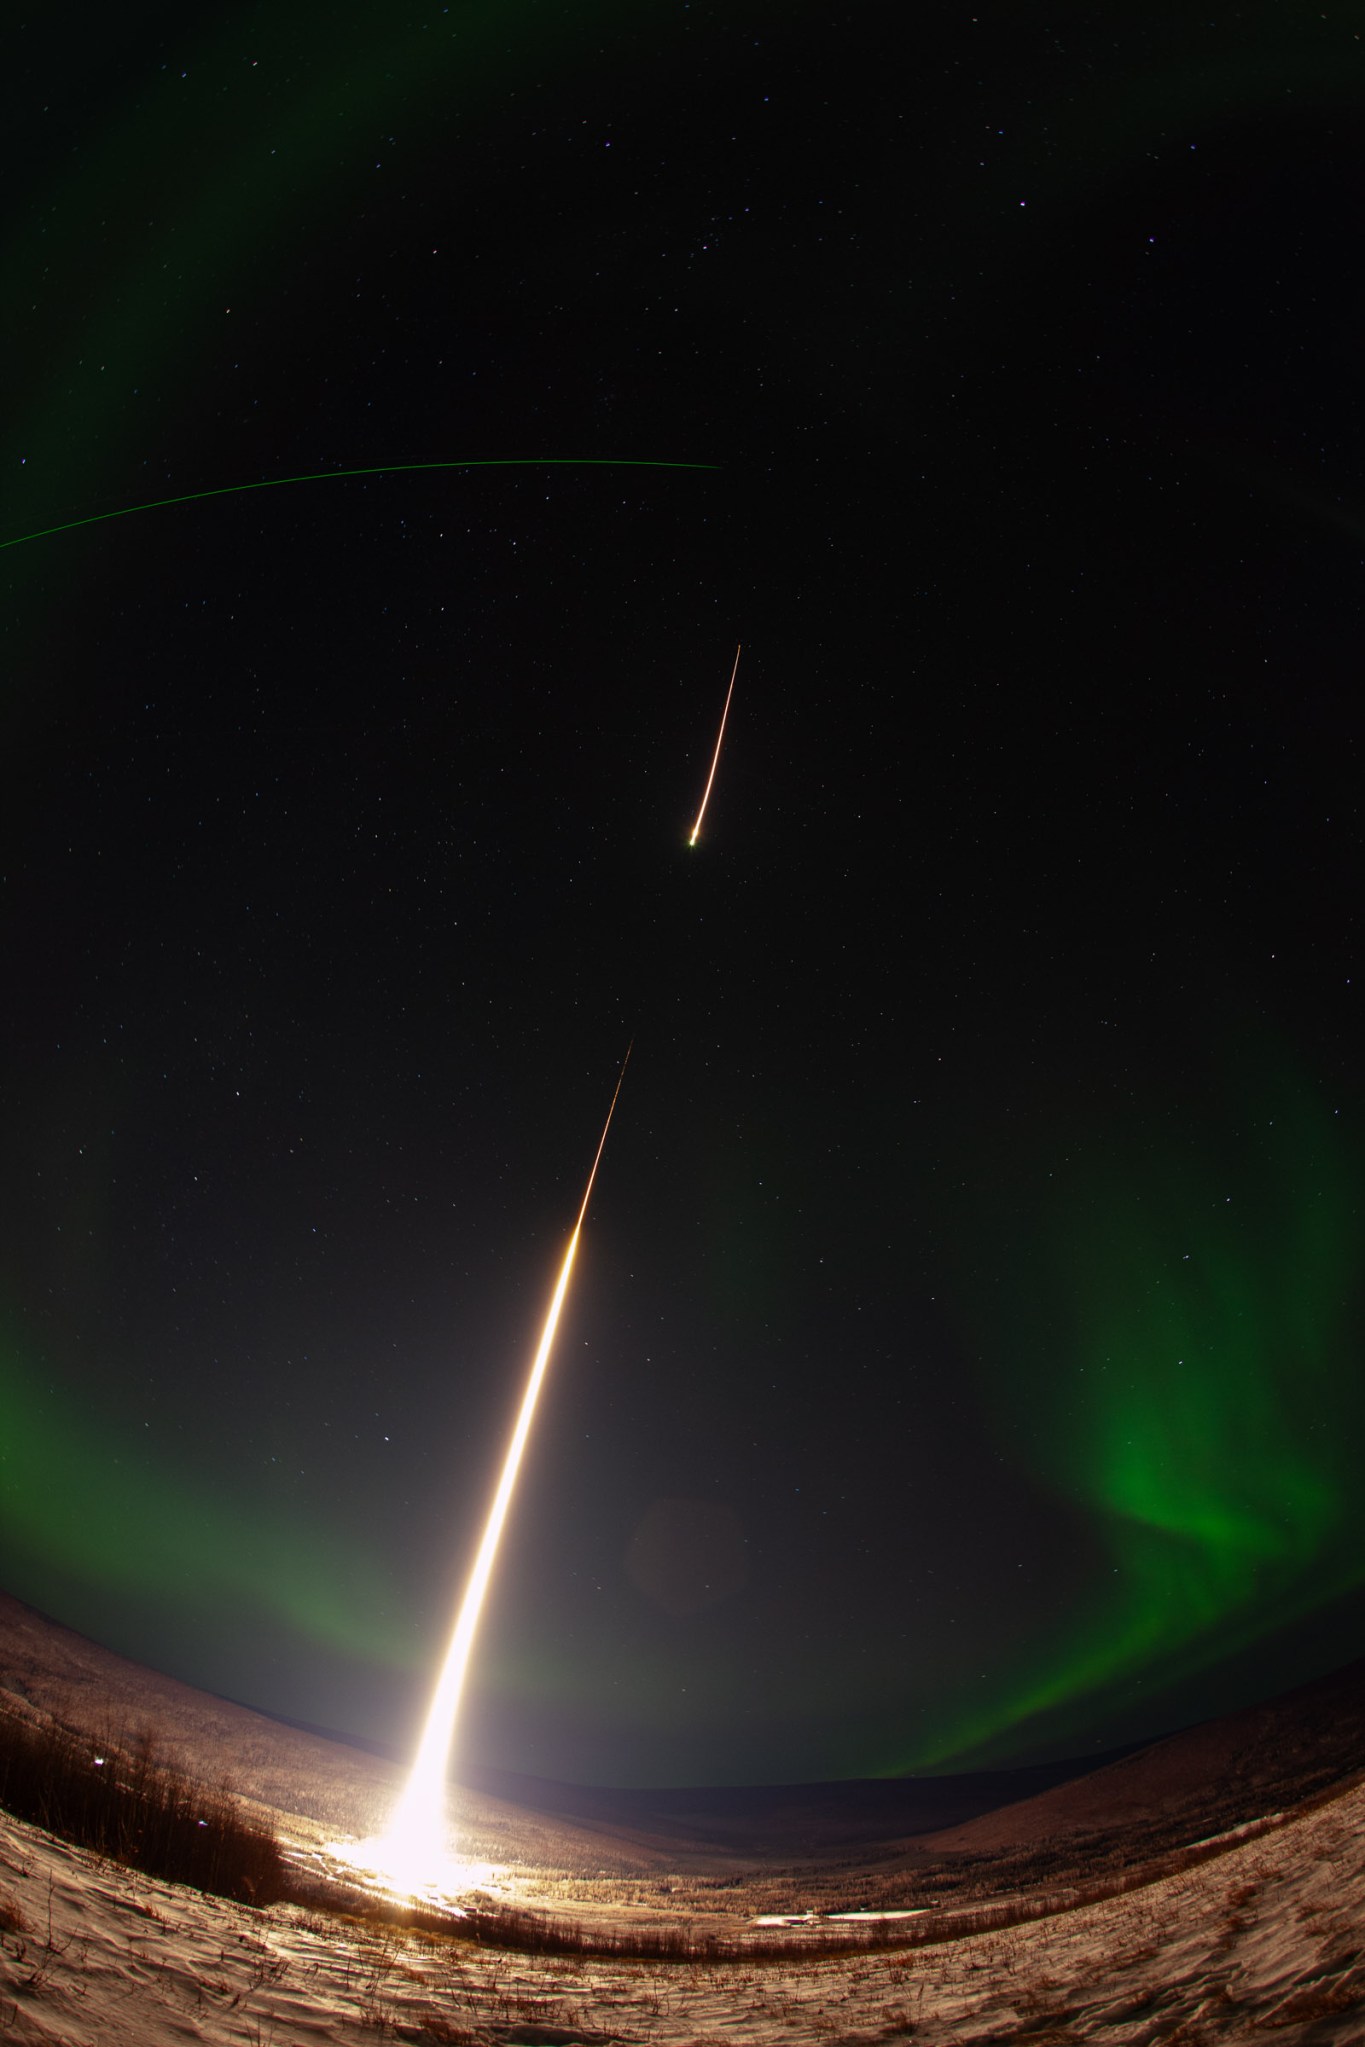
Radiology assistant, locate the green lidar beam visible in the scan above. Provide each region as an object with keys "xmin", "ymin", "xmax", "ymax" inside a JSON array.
[{"xmin": 0, "ymin": 458, "xmax": 719, "ymax": 554}]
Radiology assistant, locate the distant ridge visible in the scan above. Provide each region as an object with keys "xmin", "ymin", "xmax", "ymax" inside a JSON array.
[
  {"xmin": 2, "ymin": 1587, "xmax": 1362, "ymax": 1868},
  {"xmin": 915, "ymin": 1656, "xmax": 1365, "ymax": 1875},
  {"xmin": 450, "ymin": 1753, "xmax": 1143, "ymax": 1857}
]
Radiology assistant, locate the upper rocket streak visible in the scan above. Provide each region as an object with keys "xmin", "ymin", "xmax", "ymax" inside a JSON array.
[
  {"xmin": 687, "ymin": 643, "xmax": 741, "ymax": 846},
  {"xmin": 378, "ymin": 1048, "xmax": 631, "ymax": 1882}
]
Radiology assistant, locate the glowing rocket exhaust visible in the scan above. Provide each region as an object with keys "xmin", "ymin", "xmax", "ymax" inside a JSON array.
[
  {"xmin": 688, "ymin": 643, "xmax": 741, "ymax": 847},
  {"xmin": 371, "ymin": 1050, "xmax": 631, "ymax": 1893}
]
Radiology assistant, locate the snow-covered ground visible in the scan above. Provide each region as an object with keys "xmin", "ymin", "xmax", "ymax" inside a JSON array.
[
  {"xmin": 2, "ymin": 1597, "xmax": 1362, "ymax": 2042},
  {"xmin": 2, "ymin": 1772, "xmax": 1363, "ymax": 2043}
]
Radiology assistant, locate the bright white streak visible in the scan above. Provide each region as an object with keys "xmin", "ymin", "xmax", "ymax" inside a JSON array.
[
  {"xmin": 373, "ymin": 1052, "xmax": 631, "ymax": 1892},
  {"xmin": 687, "ymin": 643, "xmax": 741, "ymax": 847}
]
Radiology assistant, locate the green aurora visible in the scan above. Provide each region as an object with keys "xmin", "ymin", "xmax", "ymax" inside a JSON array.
[
  {"xmin": 0, "ymin": 1319, "xmax": 420, "ymax": 1680},
  {"xmin": 903, "ymin": 1054, "xmax": 1363, "ymax": 1772},
  {"xmin": 4, "ymin": 0, "xmax": 1361, "ymax": 1787},
  {"xmin": 7, "ymin": 0, "xmax": 1355, "ymax": 582},
  {"xmin": 7, "ymin": 1048, "xmax": 1353, "ymax": 1781},
  {"xmin": 2, "ymin": 0, "xmax": 696, "ymax": 573}
]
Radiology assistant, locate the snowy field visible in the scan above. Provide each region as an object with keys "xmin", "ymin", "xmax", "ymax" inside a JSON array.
[
  {"xmin": 2, "ymin": 1771, "xmax": 1363, "ymax": 2044},
  {"xmin": 2, "ymin": 1598, "xmax": 1363, "ymax": 2043}
]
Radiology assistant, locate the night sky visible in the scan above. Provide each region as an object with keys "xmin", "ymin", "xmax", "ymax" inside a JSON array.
[{"xmin": 2, "ymin": 0, "xmax": 1361, "ymax": 1791}]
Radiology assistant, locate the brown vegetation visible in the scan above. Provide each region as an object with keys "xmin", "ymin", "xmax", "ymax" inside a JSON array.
[{"xmin": 0, "ymin": 1703, "xmax": 287, "ymax": 1905}]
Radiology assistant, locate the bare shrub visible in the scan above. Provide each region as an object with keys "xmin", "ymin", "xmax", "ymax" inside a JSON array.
[{"xmin": 0, "ymin": 1705, "xmax": 286, "ymax": 1905}]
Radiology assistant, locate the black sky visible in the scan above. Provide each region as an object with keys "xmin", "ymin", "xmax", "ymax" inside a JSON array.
[{"xmin": 1, "ymin": 0, "xmax": 1361, "ymax": 1788}]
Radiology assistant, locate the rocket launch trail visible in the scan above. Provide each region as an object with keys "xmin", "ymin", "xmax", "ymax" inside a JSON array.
[
  {"xmin": 372, "ymin": 1047, "xmax": 632, "ymax": 1891},
  {"xmin": 688, "ymin": 643, "xmax": 741, "ymax": 847}
]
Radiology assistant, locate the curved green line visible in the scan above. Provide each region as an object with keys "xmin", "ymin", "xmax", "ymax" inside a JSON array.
[{"xmin": 0, "ymin": 457, "xmax": 719, "ymax": 554}]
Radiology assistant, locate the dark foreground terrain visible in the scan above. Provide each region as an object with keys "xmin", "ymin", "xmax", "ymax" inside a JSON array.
[{"xmin": 2, "ymin": 1592, "xmax": 1364, "ymax": 2042}]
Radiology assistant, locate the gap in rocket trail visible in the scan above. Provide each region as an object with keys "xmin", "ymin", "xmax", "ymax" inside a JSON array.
[{"xmin": 362, "ymin": 633, "xmax": 739, "ymax": 1894}]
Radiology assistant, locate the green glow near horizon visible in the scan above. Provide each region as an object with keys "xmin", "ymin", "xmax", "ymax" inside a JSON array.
[
  {"xmin": 902, "ymin": 1057, "xmax": 1362, "ymax": 1772},
  {"xmin": 0, "ymin": 1325, "xmax": 417, "ymax": 1667},
  {"xmin": 0, "ymin": 458, "xmax": 719, "ymax": 555}
]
